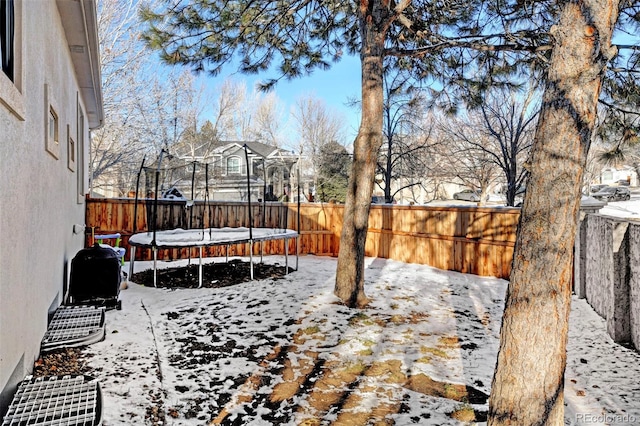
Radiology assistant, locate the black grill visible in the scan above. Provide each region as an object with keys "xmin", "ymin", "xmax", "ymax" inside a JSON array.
[{"xmin": 68, "ymin": 244, "xmax": 121, "ymax": 310}]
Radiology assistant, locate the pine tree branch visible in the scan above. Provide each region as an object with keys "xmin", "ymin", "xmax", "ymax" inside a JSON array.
[
  {"xmin": 616, "ymin": 44, "xmax": 640, "ymax": 51},
  {"xmin": 387, "ymin": 34, "xmax": 552, "ymax": 57},
  {"xmin": 609, "ymin": 67, "xmax": 640, "ymax": 74},
  {"xmin": 599, "ymin": 99, "xmax": 640, "ymax": 116}
]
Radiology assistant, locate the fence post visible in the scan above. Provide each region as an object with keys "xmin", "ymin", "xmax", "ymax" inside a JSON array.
[
  {"xmin": 628, "ymin": 224, "xmax": 640, "ymax": 350},
  {"xmin": 574, "ymin": 199, "xmax": 606, "ymax": 299},
  {"xmin": 609, "ymin": 220, "xmax": 631, "ymax": 343}
]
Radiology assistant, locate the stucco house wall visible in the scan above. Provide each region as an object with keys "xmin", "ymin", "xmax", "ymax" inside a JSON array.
[{"xmin": 0, "ymin": 0, "xmax": 103, "ymax": 414}]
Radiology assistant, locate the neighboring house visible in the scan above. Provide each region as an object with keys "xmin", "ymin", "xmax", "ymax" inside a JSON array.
[
  {"xmin": 0, "ymin": 0, "xmax": 103, "ymax": 416},
  {"xmin": 599, "ymin": 165, "xmax": 638, "ymax": 187},
  {"xmin": 209, "ymin": 141, "xmax": 299, "ymax": 202},
  {"xmin": 157, "ymin": 141, "xmax": 307, "ymax": 202}
]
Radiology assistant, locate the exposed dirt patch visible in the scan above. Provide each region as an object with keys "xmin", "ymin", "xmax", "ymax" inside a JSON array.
[
  {"xmin": 406, "ymin": 373, "xmax": 488, "ymax": 404},
  {"xmin": 33, "ymin": 348, "xmax": 92, "ymax": 377},
  {"xmin": 450, "ymin": 404, "xmax": 488, "ymax": 422},
  {"xmin": 131, "ymin": 259, "xmax": 292, "ymax": 288}
]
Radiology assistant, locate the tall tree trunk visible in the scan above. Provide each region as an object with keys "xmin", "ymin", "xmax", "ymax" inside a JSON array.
[
  {"xmin": 334, "ymin": 0, "xmax": 388, "ymax": 308},
  {"xmin": 489, "ymin": 1, "xmax": 619, "ymax": 425}
]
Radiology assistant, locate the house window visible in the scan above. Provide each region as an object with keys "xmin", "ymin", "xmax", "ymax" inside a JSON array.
[
  {"xmin": 0, "ymin": 0, "xmax": 14, "ymax": 82},
  {"xmin": 227, "ymin": 157, "xmax": 240, "ymax": 174},
  {"xmin": 48, "ymin": 107, "xmax": 59, "ymax": 148},
  {"xmin": 49, "ymin": 110, "xmax": 55, "ymax": 138},
  {"xmin": 45, "ymin": 84, "xmax": 60, "ymax": 158},
  {"xmin": 67, "ymin": 124, "xmax": 76, "ymax": 171},
  {"xmin": 0, "ymin": 0, "xmax": 23, "ymax": 120}
]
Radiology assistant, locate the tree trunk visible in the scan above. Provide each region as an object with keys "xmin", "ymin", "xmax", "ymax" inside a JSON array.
[
  {"xmin": 334, "ymin": 1, "xmax": 388, "ymax": 308},
  {"xmin": 488, "ymin": 2, "xmax": 619, "ymax": 425}
]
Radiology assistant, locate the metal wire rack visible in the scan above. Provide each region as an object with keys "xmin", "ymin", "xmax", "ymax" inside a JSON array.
[
  {"xmin": 41, "ymin": 306, "xmax": 105, "ymax": 352},
  {"xmin": 1, "ymin": 375, "xmax": 102, "ymax": 426}
]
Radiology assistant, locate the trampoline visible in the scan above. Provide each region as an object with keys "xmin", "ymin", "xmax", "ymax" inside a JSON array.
[
  {"xmin": 127, "ymin": 145, "xmax": 301, "ymax": 288},
  {"xmin": 128, "ymin": 227, "xmax": 298, "ymax": 287}
]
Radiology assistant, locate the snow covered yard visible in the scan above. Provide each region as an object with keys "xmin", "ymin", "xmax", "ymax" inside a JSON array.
[{"xmin": 80, "ymin": 256, "xmax": 640, "ymax": 425}]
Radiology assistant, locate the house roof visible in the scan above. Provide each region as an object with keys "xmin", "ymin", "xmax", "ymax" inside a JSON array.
[
  {"xmin": 244, "ymin": 141, "xmax": 279, "ymax": 158},
  {"xmin": 210, "ymin": 141, "xmax": 277, "ymax": 158},
  {"xmin": 243, "ymin": 142, "xmax": 299, "ymax": 163},
  {"xmin": 56, "ymin": 0, "xmax": 104, "ymax": 129},
  {"xmin": 210, "ymin": 141, "xmax": 298, "ymax": 161},
  {"xmin": 145, "ymin": 141, "xmax": 299, "ymax": 170},
  {"xmin": 602, "ymin": 165, "xmax": 636, "ymax": 172}
]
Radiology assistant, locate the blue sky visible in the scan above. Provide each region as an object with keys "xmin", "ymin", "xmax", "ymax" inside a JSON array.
[{"xmin": 195, "ymin": 55, "xmax": 363, "ymax": 146}]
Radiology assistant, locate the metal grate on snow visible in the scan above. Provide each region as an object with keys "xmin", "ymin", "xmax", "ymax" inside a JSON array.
[
  {"xmin": 41, "ymin": 306, "xmax": 106, "ymax": 352},
  {"xmin": 1, "ymin": 375, "xmax": 102, "ymax": 426}
]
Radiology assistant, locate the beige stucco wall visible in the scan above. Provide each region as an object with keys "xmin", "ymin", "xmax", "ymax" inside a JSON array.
[{"xmin": 0, "ymin": 1, "xmax": 97, "ymax": 412}]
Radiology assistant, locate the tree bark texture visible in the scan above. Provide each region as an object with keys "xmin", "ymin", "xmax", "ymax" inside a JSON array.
[
  {"xmin": 334, "ymin": 0, "xmax": 389, "ymax": 308},
  {"xmin": 488, "ymin": 2, "xmax": 619, "ymax": 425}
]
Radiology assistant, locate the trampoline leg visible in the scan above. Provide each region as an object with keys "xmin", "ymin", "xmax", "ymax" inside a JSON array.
[
  {"xmin": 129, "ymin": 246, "xmax": 136, "ymax": 279},
  {"xmin": 295, "ymin": 236, "xmax": 299, "ymax": 271},
  {"xmin": 285, "ymin": 238, "xmax": 289, "ymax": 274},
  {"xmin": 198, "ymin": 246, "xmax": 203, "ymax": 288},
  {"xmin": 260, "ymin": 240, "xmax": 264, "ymax": 263},
  {"xmin": 153, "ymin": 247, "xmax": 158, "ymax": 288},
  {"xmin": 249, "ymin": 240, "xmax": 254, "ymax": 280}
]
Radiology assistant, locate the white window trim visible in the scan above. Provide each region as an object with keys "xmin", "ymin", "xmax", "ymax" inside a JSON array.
[{"xmin": 77, "ymin": 99, "xmax": 86, "ymax": 203}]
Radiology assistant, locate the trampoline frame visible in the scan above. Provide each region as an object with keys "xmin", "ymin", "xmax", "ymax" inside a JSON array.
[{"xmin": 128, "ymin": 227, "xmax": 299, "ymax": 287}]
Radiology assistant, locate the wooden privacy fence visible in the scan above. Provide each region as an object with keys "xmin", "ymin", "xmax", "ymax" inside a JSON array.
[{"xmin": 85, "ymin": 197, "xmax": 520, "ymax": 279}]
